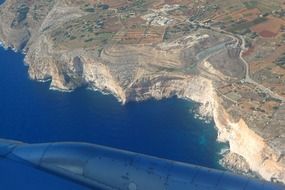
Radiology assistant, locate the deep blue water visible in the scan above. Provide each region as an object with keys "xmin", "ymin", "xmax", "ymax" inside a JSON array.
[{"xmin": 0, "ymin": 46, "xmax": 226, "ymax": 189}]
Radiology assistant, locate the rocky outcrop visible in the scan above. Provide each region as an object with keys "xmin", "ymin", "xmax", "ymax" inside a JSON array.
[
  {"xmin": 220, "ymin": 151, "xmax": 253, "ymax": 177},
  {"xmin": 213, "ymin": 97, "xmax": 285, "ymax": 183}
]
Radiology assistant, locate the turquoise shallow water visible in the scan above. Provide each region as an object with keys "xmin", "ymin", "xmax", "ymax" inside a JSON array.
[{"xmin": 0, "ymin": 46, "xmax": 227, "ymax": 189}]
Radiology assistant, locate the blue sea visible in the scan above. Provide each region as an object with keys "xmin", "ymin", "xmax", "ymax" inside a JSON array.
[{"xmin": 0, "ymin": 45, "xmax": 227, "ymax": 189}]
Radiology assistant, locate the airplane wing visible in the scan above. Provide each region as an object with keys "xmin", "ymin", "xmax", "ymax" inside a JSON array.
[{"xmin": 0, "ymin": 139, "xmax": 284, "ymax": 190}]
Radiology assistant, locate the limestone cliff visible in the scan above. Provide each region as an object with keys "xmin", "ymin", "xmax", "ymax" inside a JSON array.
[
  {"xmin": 213, "ymin": 95, "xmax": 285, "ymax": 183},
  {"xmin": 0, "ymin": 0, "xmax": 284, "ymax": 184}
]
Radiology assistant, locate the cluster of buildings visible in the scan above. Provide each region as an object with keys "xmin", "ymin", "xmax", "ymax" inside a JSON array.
[
  {"xmin": 141, "ymin": 4, "xmax": 181, "ymax": 26},
  {"xmin": 142, "ymin": 13, "xmax": 174, "ymax": 26}
]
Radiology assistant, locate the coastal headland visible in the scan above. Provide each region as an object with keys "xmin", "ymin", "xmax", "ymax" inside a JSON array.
[{"xmin": 0, "ymin": 0, "xmax": 284, "ymax": 184}]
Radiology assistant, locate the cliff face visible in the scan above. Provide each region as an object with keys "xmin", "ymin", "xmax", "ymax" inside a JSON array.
[
  {"xmin": 0, "ymin": 0, "xmax": 284, "ymax": 184},
  {"xmin": 25, "ymin": 35, "xmax": 216, "ymax": 116},
  {"xmin": 214, "ymin": 97, "xmax": 285, "ymax": 182},
  {"xmin": 20, "ymin": 41, "xmax": 285, "ymax": 183}
]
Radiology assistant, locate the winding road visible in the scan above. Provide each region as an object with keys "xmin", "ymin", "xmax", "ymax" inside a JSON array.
[
  {"xmin": 237, "ymin": 35, "xmax": 285, "ymax": 102},
  {"xmin": 195, "ymin": 22, "xmax": 285, "ymax": 102}
]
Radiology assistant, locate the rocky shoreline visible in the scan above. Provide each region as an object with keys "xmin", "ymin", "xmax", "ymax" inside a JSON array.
[
  {"xmin": 1, "ymin": 38, "xmax": 285, "ymax": 184},
  {"xmin": 0, "ymin": 0, "xmax": 284, "ymax": 184}
]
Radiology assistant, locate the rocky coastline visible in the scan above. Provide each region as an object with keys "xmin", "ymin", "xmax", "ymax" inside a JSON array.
[{"xmin": 0, "ymin": 0, "xmax": 284, "ymax": 184}]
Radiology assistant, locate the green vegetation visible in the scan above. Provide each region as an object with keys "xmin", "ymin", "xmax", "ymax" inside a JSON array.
[
  {"xmin": 244, "ymin": 37, "xmax": 252, "ymax": 48},
  {"xmin": 84, "ymin": 38, "xmax": 94, "ymax": 42},
  {"xmin": 255, "ymin": 1, "xmax": 280, "ymax": 13},
  {"xmin": 275, "ymin": 53, "xmax": 285, "ymax": 68},
  {"xmin": 243, "ymin": 13, "xmax": 253, "ymax": 17},
  {"xmin": 227, "ymin": 17, "xmax": 267, "ymax": 35},
  {"xmin": 223, "ymin": 15, "xmax": 233, "ymax": 22},
  {"xmin": 11, "ymin": 3, "xmax": 32, "ymax": 27},
  {"xmin": 16, "ymin": 4, "xmax": 29, "ymax": 23},
  {"xmin": 95, "ymin": 32, "xmax": 114, "ymax": 43},
  {"xmin": 243, "ymin": 1, "xmax": 258, "ymax": 9},
  {"xmin": 70, "ymin": 36, "xmax": 77, "ymax": 40},
  {"xmin": 13, "ymin": 4, "xmax": 30, "ymax": 25},
  {"xmin": 84, "ymin": 8, "xmax": 95, "ymax": 12},
  {"xmin": 126, "ymin": 0, "xmax": 147, "ymax": 13},
  {"xmin": 51, "ymin": 14, "xmax": 115, "ymax": 48},
  {"xmin": 164, "ymin": 24, "xmax": 194, "ymax": 41},
  {"xmin": 80, "ymin": 4, "xmax": 96, "ymax": 12},
  {"xmin": 29, "ymin": 1, "xmax": 55, "ymax": 22}
]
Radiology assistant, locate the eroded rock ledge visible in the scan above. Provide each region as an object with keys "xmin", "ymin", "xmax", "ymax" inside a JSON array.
[{"xmin": 0, "ymin": 0, "xmax": 284, "ymax": 184}]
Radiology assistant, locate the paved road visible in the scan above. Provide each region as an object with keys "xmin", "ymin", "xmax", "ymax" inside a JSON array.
[
  {"xmin": 237, "ymin": 35, "xmax": 285, "ymax": 102},
  {"xmin": 197, "ymin": 23, "xmax": 285, "ymax": 102}
]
